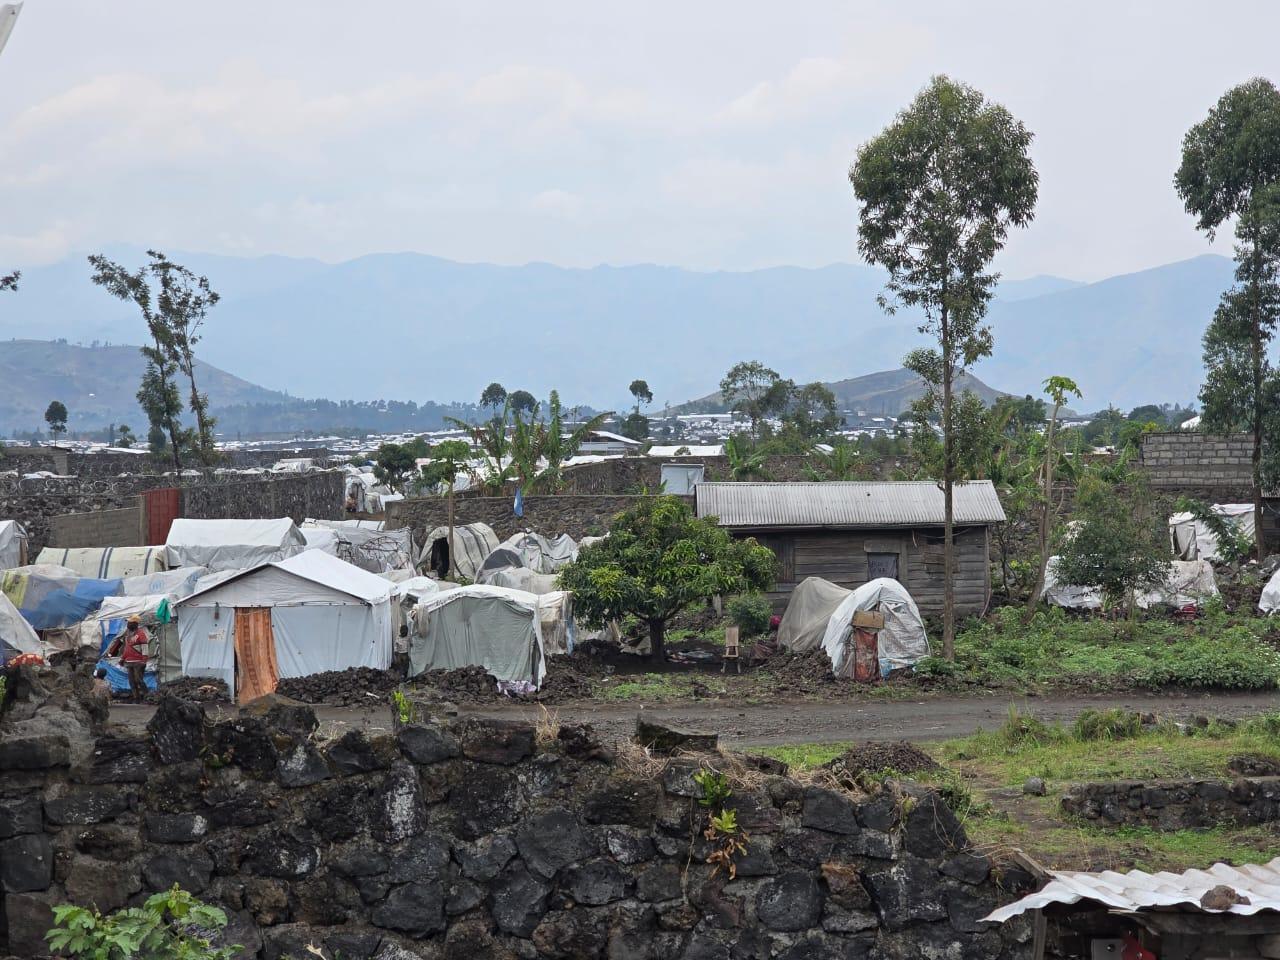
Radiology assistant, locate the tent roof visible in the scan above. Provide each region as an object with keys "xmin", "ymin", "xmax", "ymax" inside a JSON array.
[
  {"xmin": 180, "ymin": 549, "xmax": 392, "ymax": 606},
  {"xmin": 696, "ymin": 481, "xmax": 1006, "ymax": 529},
  {"xmin": 165, "ymin": 517, "xmax": 303, "ymax": 548},
  {"xmin": 414, "ymin": 583, "xmax": 540, "ymax": 616}
]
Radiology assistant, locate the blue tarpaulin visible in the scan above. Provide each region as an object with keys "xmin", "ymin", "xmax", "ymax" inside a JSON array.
[{"xmin": 1, "ymin": 569, "xmax": 123, "ymax": 630}]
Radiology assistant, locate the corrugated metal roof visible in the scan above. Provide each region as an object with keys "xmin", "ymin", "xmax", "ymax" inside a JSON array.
[
  {"xmin": 984, "ymin": 857, "xmax": 1280, "ymax": 922},
  {"xmin": 695, "ymin": 481, "xmax": 1006, "ymax": 529}
]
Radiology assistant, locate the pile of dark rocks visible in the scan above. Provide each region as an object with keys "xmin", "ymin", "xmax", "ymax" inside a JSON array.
[{"xmin": 276, "ymin": 667, "xmax": 402, "ymax": 706}]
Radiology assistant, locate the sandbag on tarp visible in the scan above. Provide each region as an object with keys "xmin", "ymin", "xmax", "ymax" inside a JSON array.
[
  {"xmin": 165, "ymin": 517, "xmax": 306, "ymax": 572},
  {"xmin": 419, "ymin": 523, "xmax": 499, "ymax": 580},
  {"xmin": 0, "ymin": 589, "xmax": 41, "ymax": 662},
  {"xmin": 821, "ymin": 578, "xmax": 929, "ymax": 677},
  {"xmin": 36, "ymin": 546, "xmax": 165, "ymax": 579},
  {"xmin": 0, "ymin": 564, "xmax": 122, "ymax": 631},
  {"xmin": 0, "ymin": 520, "xmax": 27, "ymax": 570},
  {"xmin": 409, "ymin": 585, "xmax": 546, "ymax": 686},
  {"xmin": 778, "ymin": 577, "xmax": 852, "ymax": 653}
]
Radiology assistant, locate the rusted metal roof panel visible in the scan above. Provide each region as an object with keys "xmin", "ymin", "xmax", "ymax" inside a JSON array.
[
  {"xmin": 694, "ymin": 481, "xmax": 1006, "ymax": 528},
  {"xmin": 984, "ymin": 857, "xmax": 1280, "ymax": 922}
]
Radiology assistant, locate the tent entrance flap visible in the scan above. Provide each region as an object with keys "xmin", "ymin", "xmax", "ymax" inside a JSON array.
[{"xmin": 234, "ymin": 607, "xmax": 279, "ymax": 703}]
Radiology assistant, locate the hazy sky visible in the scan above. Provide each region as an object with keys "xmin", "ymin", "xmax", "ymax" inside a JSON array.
[{"xmin": 2, "ymin": 1, "xmax": 1276, "ymax": 281}]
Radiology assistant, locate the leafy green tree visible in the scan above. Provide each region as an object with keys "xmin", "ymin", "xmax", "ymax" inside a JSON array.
[
  {"xmin": 804, "ymin": 440, "xmax": 869, "ymax": 481},
  {"xmin": 116, "ymin": 424, "xmax": 136, "ymax": 448},
  {"xmin": 1176, "ymin": 78, "xmax": 1280, "ymax": 557},
  {"xmin": 629, "ymin": 379, "xmax": 653, "ymax": 410},
  {"xmin": 480, "ymin": 382, "xmax": 507, "ymax": 412},
  {"xmin": 557, "ymin": 495, "xmax": 775, "ymax": 661},
  {"xmin": 1054, "ymin": 474, "xmax": 1169, "ymax": 615},
  {"xmin": 620, "ymin": 412, "xmax": 650, "ymax": 442},
  {"xmin": 420, "ymin": 438, "xmax": 474, "ymax": 577},
  {"xmin": 0, "ymin": 271, "xmax": 17, "ymax": 293},
  {"xmin": 372, "ymin": 442, "xmax": 419, "ymax": 492},
  {"xmin": 43, "ymin": 400, "xmax": 68, "ymax": 439},
  {"xmin": 509, "ymin": 389, "xmax": 538, "ymax": 416},
  {"xmin": 781, "ymin": 382, "xmax": 841, "ymax": 439},
  {"xmin": 45, "ymin": 884, "xmax": 239, "ymax": 960},
  {"xmin": 851, "ymin": 75, "xmax": 1038, "ymax": 659},
  {"xmin": 723, "ymin": 433, "xmax": 771, "ymax": 480},
  {"xmin": 1025, "ymin": 375, "xmax": 1082, "ymax": 614},
  {"xmin": 720, "ymin": 361, "xmax": 784, "ymax": 437}
]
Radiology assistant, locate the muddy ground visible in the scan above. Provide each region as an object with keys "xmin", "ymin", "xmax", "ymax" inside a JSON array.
[{"xmin": 111, "ymin": 688, "xmax": 1280, "ymax": 746}]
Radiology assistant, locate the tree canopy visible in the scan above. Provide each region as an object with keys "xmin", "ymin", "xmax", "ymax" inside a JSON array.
[
  {"xmin": 43, "ymin": 400, "xmax": 67, "ymax": 437},
  {"xmin": 557, "ymin": 496, "xmax": 775, "ymax": 661}
]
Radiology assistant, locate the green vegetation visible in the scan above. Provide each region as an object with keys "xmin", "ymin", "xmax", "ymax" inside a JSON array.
[
  {"xmin": 46, "ymin": 885, "xmax": 240, "ymax": 959},
  {"xmin": 598, "ymin": 674, "xmax": 699, "ymax": 701},
  {"xmin": 727, "ymin": 593, "xmax": 772, "ymax": 636},
  {"xmin": 947, "ymin": 606, "xmax": 1280, "ymax": 692}
]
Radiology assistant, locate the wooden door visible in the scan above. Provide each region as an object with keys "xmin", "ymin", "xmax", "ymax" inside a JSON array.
[
  {"xmin": 143, "ymin": 487, "xmax": 181, "ymax": 545},
  {"xmin": 234, "ymin": 608, "xmax": 279, "ymax": 703}
]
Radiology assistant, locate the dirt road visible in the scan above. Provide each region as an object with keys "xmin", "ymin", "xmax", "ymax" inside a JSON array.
[{"xmin": 111, "ymin": 688, "xmax": 1280, "ymax": 747}]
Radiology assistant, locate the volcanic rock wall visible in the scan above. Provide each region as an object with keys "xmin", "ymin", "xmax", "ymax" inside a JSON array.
[{"xmin": 0, "ymin": 669, "xmax": 1034, "ymax": 959}]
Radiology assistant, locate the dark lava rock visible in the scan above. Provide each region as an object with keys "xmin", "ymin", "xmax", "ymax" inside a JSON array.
[
  {"xmin": 583, "ymin": 776, "xmax": 662, "ymax": 827},
  {"xmin": 146, "ymin": 696, "xmax": 207, "ymax": 764},
  {"xmin": 532, "ymin": 909, "xmax": 608, "ymax": 960},
  {"xmin": 516, "ymin": 809, "xmax": 592, "ymax": 879},
  {"xmin": 371, "ymin": 881, "xmax": 446, "ymax": 937},
  {"xmin": 801, "ymin": 787, "xmax": 860, "ymax": 835},
  {"xmin": 458, "ymin": 718, "xmax": 536, "ymax": 765},
  {"xmin": 275, "ymin": 741, "xmax": 332, "ymax": 789},
  {"xmin": 636, "ymin": 862, "xmax": 682, "ymax": 902},
  {"xmin": 208, "ymin": 717, "xmax": 279, "ymax": 776},
  {"xmin": 940, "ymin": 851, "xmax": 992, "ymax": 886},
  {"xmin": 243, "ymin": 826, "xmax": 322, "ymax": 879},
  {"xmin": 397, "ymin": 724, "xmax": 461, "ymax": 764},
  {"xmin": 64, "ymin": 854, "xmax": 140, "ymax": 913},
  {"xmin": 602, "ymin": 828, "xmax": 656, "ymax": 865},
  {"xmin": 491, "ymin": 861, "xmax": 551, "ymax": 937},
  {"xmin": 75, "ymin": 736, "xmax": 152, "ymax": 784},
  {"xmin": 240, "ymin": 694, "xmax": 318, "ymax": 740},
  {"xmin": 44, "ymin": 786, "xmax": 130, "ymax": 825},
  {"xmin": 449, "ymin": 764, "xmax": 522, "ymax": 840},
  {"xmin": 756, "ymin": 871, "xmax": 825, "ymax": 932},
  {"xmin": 144, "ymin": 849, "xmax": 214, "ymax": 894},
  {"xmin": 303, "ymin": 776, "xmax": 371, "ymax": 842},
  {"xmin": 326, "ymin": 730, "xmax": 397, "ymax": 775},
  {"xmin": 331, "ymin": 844, "xmax": 391, "ymax": 878},
  {"xmin": 370, "ymin": 765, "xmax": 428, "ymax": 844},
  {"xmin": 0, "ymin": 833, "xmax": 53, "ymax": 892},
  {"xmin": 0, "ymin": 794, "xmax": 42, "ymax": 838},
  {"xmin": 556, "ymin": 723, "xmax": 614, "ymax": 762},
  {"xmin": 0, "ymin": 732, "xmax": 70, "ymax": 770},
  {"xmin": 862, "ymin": 857, "xmax": 948, "ymax": 930},
  {"xmin": 71, "ymin": 823, "xmax": 143, "ymax": 860},
  {"xmin": 902, "ymin": 789, "xmax": 966, "ymax": 859},
  {"xmin": 454, "ymin": 833, "xmax": 518, "ymax": 882},
  {"xmin": 563, "ymin": 858, "xmax": 629, "ymax": 905},
  {"xmin": 387, "ymin": 832, "xmax": 452, "ymax": 883},
  {"xmin": 445, "ymin": 877, "xmax": 486, "ymax": 915},
  {"xmin": 635, "ymin": 717, "xmax": 718, "ymax": 754}
]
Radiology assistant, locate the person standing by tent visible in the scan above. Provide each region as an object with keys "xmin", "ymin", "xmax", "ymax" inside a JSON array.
[{"xmin": 108, "ymin": 615, "xmax": 150, "ymax": 703}]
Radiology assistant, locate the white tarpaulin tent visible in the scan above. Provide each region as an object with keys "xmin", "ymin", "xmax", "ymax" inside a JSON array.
[
  {"xmin": 0, "ymin": 520, "xmax": 26, "ymax": 570},
  {"xmin": 176, "ymin": 549, "xmax": 393, "ymax": 699},
  {"xmin": 165, "ymin": 518, "xmax": 306, "ymax": 572},
  {"xmin": 778, "ymin": 577, "xmax": 853, "ymax": 653},
  {"xmin": 476, "ymin": 532, "xmax": 577, "ymax": 593},
  {"xmin": 1261, "ymin": 569, "xmax": 1280, "ymax": 615},
  {"xmin": 36, "ymin": 546, "xmax": 166, "ymax": 579},
  {"xmin": 1169, "ymin": 504, "xmax": 1255, "ymax": 561},
  {"xmin": 419, "ymin": 522, "xmax": 499, "ymax": 580},
  {"xmin": 821, "ymin": 578, "xmax": 929, "ymax": 677},
  {"xmin": 302, "ymin": 519, "xmax": 414, "ymax": 574},
  {"xmin": 0, "ymin": 589, "xmax": 40, "ymax": 661},
  {"xmin": 409, "ymin": 584, "xmax": 547, "ymax": 686},
  {"xmin": 1045, "ymin": 558, "xmax": 1220, "ymax": 610}
]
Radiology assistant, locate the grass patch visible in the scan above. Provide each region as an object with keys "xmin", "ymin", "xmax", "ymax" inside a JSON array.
[
  {"xmin": 597, "ymin": 674, "xmax": 698, "ymax": 702},
  {"xmin": 758, "ymin": 742, "xmax": 852, "ymax": 770},
  {"xmin": 953, "ymin": 605, "xmax": 1280, "ymax": 691}
]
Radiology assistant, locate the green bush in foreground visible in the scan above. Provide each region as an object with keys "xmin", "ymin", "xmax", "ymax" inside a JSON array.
[
  {"xmin": 46, "ymin": 885, "xmax": 239, "ymax": 959},
  {"xmin": 952, "ymin": 606, "xmax": 1280, "ymax": 691},
  {"xmin": 727, "ymin": 593, "xmax": 773, "ymax": 636}
]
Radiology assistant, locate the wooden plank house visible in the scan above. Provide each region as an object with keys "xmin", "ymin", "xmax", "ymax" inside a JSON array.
[{"xmin": 695, "ymin": 481, "xmax": 1006, "ymax": 616}]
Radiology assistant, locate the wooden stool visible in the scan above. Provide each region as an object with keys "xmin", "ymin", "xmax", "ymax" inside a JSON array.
[{"xmin": 722, "ymin": 626, "xmax": 741, "ymax": 674}]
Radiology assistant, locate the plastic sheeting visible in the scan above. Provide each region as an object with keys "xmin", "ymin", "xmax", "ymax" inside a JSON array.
[
  {"xmin": 778, "ymin": 577, "xmax": 852, "ymax": 653},
  {"xmin": 35, "ymin": 546, "xmax": 165, "ymax": 579},
  {"xmin": 165, "ymin": 517, "xmax": 306, "ymax": 572},
  {"xmin": 0, "ymin": 520, "xmax": 27, "ymax": 570},
  {"xmin": 120, "ymin": 566, "xmax": 206, "ymax": 600},
  {"xmin": 821, "ymin": 578, "xmax": 929, "ymax": 676},
  {"xmin": 0, "ymin": 565, "xmax": 121, "ymax": 630},
  {"xmin": 303, "ymin": 520, "xmax": 413, "ymax": 574},
  {"xmin": 419, "ymin": 523, "xmax": 499, "ymax": 580},
  {"xmin": 1261, "ymin": 568, "xmax": 1280, "ymax": 615},
  {"xmin": 409, "ymin": 585, "xmax": 547, "ymax": 686},
  {"xmin": 1169, "ymin": 504, "xmax": 1255, "ymax": 561},
  {"xmin": 178, "ymin": 606, "xmax": 236, "ymax": 696},
  {"xmin": 0, "ymin": 589, "xmax": 40, "ymax": 661},
  {"xmin": 483, "ymin": 567, "xmax": 561, "ymax": 595},
  {"xmin": 1044, "ymin": 558, "xmax": 1220, "ymax": 611}
]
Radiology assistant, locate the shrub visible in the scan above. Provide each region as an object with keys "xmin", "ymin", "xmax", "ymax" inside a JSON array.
[
  {"xmin": 1073, "ymin": 708, "xmax": 1144, "ymax": 742},
  {"xmin": 998, "ymin": 705, "xmax": 1058, "ymax": 747},
  {"xmin": 46, "ymin": 885, "xmax": 239, "ymax": 959},
  {"xmin": 727, "ymin": 593, "xmax": 773, "ymax": 636}
]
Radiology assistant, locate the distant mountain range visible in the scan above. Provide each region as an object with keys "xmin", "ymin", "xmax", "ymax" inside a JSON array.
[{"xmin": 0, "ymin": 246, "xmax": 1236, "ymax": 429}]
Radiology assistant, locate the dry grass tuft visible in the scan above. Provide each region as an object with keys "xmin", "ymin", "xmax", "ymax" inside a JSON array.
[{"xmin": 534, "ymin": 704, "xmax": 561, "ymax": 747}]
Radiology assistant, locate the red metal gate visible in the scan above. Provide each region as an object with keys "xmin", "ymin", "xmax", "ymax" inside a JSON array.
[{"xmin": 143, "ymin": 487, "xmax": 180, "ymax": 545}]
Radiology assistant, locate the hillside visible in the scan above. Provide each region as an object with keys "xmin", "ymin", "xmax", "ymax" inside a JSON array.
[
  {"xmin": 674, "ymin": 366, "xmax": 1006, "ymax": 416},
  {"xmin": 0, "ymin": 339, "xmax": 287, "ymax": 433},
  {"xmin": 0, "ymin": 248, "xmax": 1235, "ymax": 411}
]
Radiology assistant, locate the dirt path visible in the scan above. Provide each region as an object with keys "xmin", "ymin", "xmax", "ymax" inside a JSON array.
[{"xmin": 110, "ymin": 689, "xmax": 1280, "ymax": 746}]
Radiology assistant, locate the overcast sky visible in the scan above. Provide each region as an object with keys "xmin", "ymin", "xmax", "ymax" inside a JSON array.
[{"xmin": 1, "ymin": 1, "xmax": 1276, "ymax": 281}]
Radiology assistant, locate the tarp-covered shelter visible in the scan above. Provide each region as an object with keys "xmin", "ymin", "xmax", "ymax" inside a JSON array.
[
  {"xmin": 91, "ymin": 594, "xmax": 177, "ymax": 694},
  {"xmin": 418, "ymin": 522, "xmax": 499, "ymax": 580},
  {"xmin": 409, "ymin": 585, "xmax": 547, "ymax": 686},
  {"xmin": 476, "ymin": 532, "xmax": 578, "ymax": 594},
  {"xmin": 1170, "ymin": 503, "xmax": 1255, "ymax": 561},
  {"xmin": 0, "ymin": 589, "xmax": 41, "ymax": 662},
  {"xmin": 821, "ymin": 578, "xmax": 929, "ymax": 677},
  {"xmin": 0, "ymin": 564, "xmax": 120, "ymax": 631},
  {"xmin": 302, "ymin": 519, "xmax": 413, "ymax": 574},
  {"xmin": 0, "ymin": 520, "xmax": 27, "ymax": 570},
  {"xmin": 1045, "ymin": 558, "xmax": 1220, "ymax": 611},
  {"xmin": 778, "ymin": 576, "xmax": 854, "ymax": 653},
  {"xmin": 165, "ymin": 518, "xmax": 306, "ymax": 573},
  {"xmin": 176, "ymin": 549, "xmax": 393, "ymax": 701},
  {"xmin": 1260, "ymin": 568, "xmax": 1280, "ymax": 615},
  {"xmin": 35, "ymin": 546, "xmax": 166, "ymax": 579}
]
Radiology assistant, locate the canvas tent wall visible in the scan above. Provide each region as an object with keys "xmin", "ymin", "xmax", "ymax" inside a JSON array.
[
  {"xmin": 302, "ymin": 519, "xmax": 413, "ymax": 574},
  {"xmin": 475, "ymin": 532, "xmax": 577, "ymax": 592},
  {"xmin": 36, "ymin": 546, "xmax": 166, "ymax": 579},
  {"xmin": 778, "ymin": 577, "xmax": 853, "ymax": 653},
  {"xmin": 176, "ymin": 549, "xmax": 393, "ymax": 700},
  {"xmin": 409, "ymin": 584, "xmax": 547, "ymax": 686},
  {"xmin": 1169, "ymin": 504, "xmax": 1255, "ymax": 561},
  {"xmin": 821, "ymin": 578, "xmax": 929, "ymax": 677},
  {"xmin": 165, "ymin": 518, "xmax": 306, "ymax": 572},
  {"xmin": 0, "ymin": 520, "xmax": 27, "ymax": 570},
  {"xmin": 419, "ymin": 522, "xmax": 499, "ymax": 580}
]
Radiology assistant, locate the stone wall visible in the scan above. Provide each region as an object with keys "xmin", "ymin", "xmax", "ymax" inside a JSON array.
[
  {"xmin": 180, "ymin": 472, "xmax": 345, "ymax": 526},
  {"xmin": 1062, "ymin": 777, "xmax": 1280, "ymax": 831},
  {"xmin": 0, "ymin": 666, "xmax": 1034, "ymax": 959},
  {"xmin": 0, "ymin": 491, "xmax": 142, "ymax": 560},
  {"xmin": 387, "ymin": 494, "xmax": 676, "ymax": 544},
  {"xmin": 1139, "ymin": 431, "xmax": 1257, "ymax": 492},
  {"xmin": 48, "ymin": 504, "xmax": 145, "ymax": 549},
  {"xmin": 1, "ymin": 448, "xmax": 337, "ymax": 477}
]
